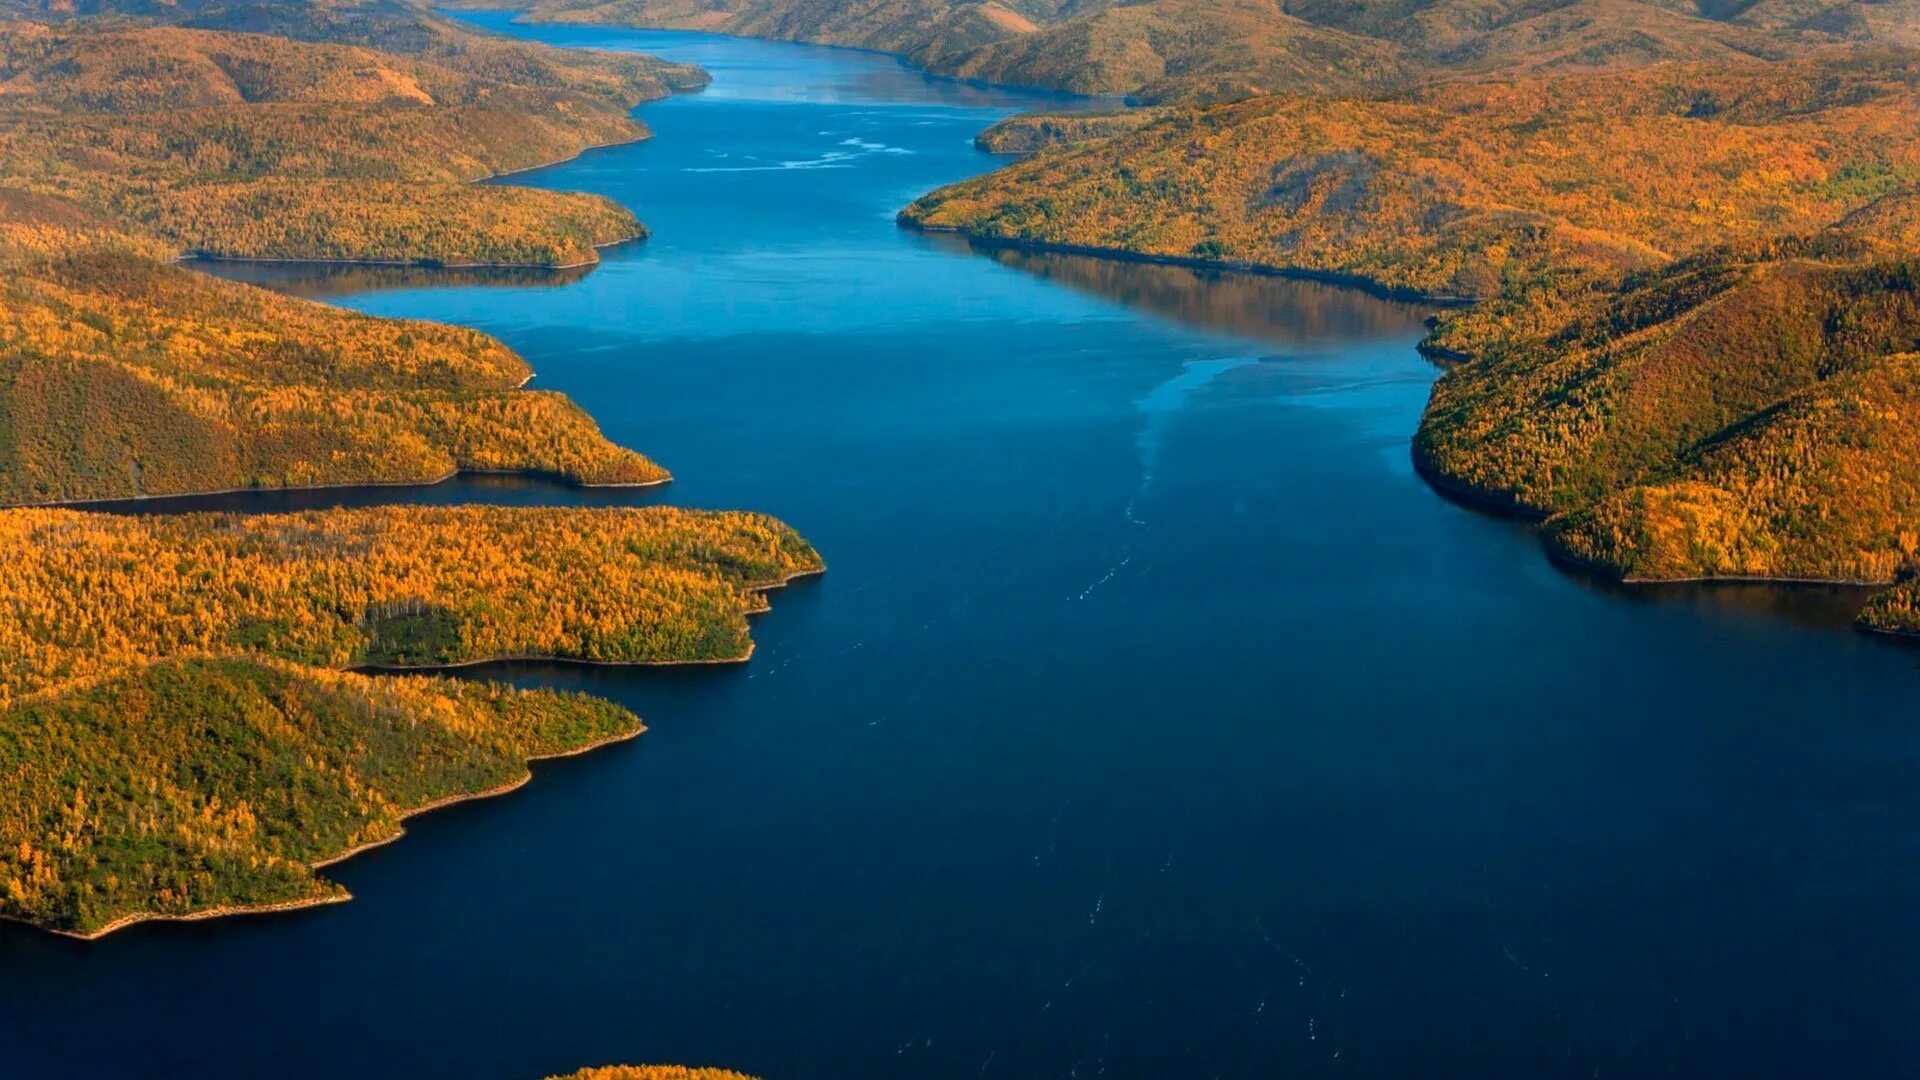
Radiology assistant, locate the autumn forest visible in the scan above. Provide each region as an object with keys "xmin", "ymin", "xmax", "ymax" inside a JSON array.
[{"xmin": 0, "ymin": 0, "xmax": 821, "ymax": 944}]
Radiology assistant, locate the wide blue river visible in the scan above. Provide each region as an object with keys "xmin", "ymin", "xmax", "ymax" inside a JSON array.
[{"xmin": 4, "ymin": 14, "xmax": 1919, "ymax": 1078}]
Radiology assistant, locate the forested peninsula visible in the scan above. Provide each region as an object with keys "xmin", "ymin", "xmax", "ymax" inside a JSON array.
[
  {"xmin": 0, "ymin": 0, "xmax": 825, "ymax": 938},
  {"xmin": 0, "ymin": 507, "xmax": 822, "ymax": 938}
]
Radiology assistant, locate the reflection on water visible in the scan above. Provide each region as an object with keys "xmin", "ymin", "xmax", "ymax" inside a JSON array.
[
  {"xmin": 1569, "ymin": 570, "xmax": 1887, "ymax": 632},
  {"xmin": 940, "ymin": 241, "xmax": 1889, "ymax": 632},
  {"xmin": 941, "ymin": 237, "xmax": 1437, "ymax": 349},
  {"xmin": 76, "ymin": 472, "xmax": 670, "ymax": 517},
  {"xmin": 190, "ymin": 259, "xmax": 597, "ymax": 298}
]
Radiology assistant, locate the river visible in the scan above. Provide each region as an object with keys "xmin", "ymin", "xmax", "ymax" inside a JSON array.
[{"xmin": 4, "ymin": 14, "xmax": 1919, "ymax": 1078}]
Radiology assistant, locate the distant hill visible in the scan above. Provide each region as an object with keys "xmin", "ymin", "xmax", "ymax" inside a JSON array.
[
  {"xmin": 903, "ymin": 51, "xmax": 1920, "ymax": 298},
  {"xmin": 478, "ymin": 0, "xmax": 1911, "ymax": 101},
  {"xmin": 0, "ymin": 0, "xmax": 705, "ymax": 265}
]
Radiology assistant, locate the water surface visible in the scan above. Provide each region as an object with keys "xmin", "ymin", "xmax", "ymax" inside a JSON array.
[{"xmin": 5, "ymin": 17, "xmax": 1920, "ymax": 1080}]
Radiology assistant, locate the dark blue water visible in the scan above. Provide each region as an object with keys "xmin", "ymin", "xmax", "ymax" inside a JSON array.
[{"xmin": 6, "ymin": 16, "xmax": 1920, "ymax": 1079}]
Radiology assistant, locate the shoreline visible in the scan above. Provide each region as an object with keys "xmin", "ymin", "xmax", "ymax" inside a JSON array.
[
  {"xmin": 893, "ymin": 172, "xmax": 1918, "ymax": 639},
  {"xmin": 181, "ymin": 225, "xmax": 645, "ymax": 272},
  {"xmin": 8, "ymin": 566, "xmax": 827, "ymax": 940},
  {"xmin": 1412, "ymin": 406, "xmax": 1914, "ymax": 617},
  {"xmin": 1542, "ymin": 538, "xmax": 1895, "ymax": 590},
  {"xmin": 8, "ymin": 560, "xmax": 822, "ymax": 714},
  {"xmin": 15, "ymin": 723, "xmax": 647, "ymax": 943},
  {"xmin": 173, "ymin": 92, "xmax": 683, "ymax": 275},
  {"xmin": 11, "ymin": 467, "xmax": 673, "ymax": 513},
  {"xmin": 896, "ymin": 219, "xmax": 1478, "ymax": 306},
  {"xmin": 1408, "ymin": 443, "xmax": 1552, "ymax": 522}
]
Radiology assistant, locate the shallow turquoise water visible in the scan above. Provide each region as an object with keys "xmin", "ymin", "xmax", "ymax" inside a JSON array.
[{"xmin": 4, "ymin": 16, "xmax": 1920, "ymax": 1079}]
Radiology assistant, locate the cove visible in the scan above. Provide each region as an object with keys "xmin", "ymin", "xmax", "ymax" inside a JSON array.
[{"xmin": 5, "ymin": 15, "xmax": 1920, "ymax": 1079}]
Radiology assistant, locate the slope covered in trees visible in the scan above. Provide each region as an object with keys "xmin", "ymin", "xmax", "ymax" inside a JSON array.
[
  {"xmin": 1414, "ymin": 203, "xmax": 1920, "ymax": 626},
  {"xmin": 0, "ymin": 247, "xmax": 664, "ymax": 504},
  {"xmin": 922, "ymin": 0, "xmax": 1414, "ymax": 103},
  {"xmin": 0, "ymin": 10, "xmax": 702, "ymax": 265},
  {"xmin": 910, "ymin": 29, "xmax": 1920, "ymax": 631},
  {"xmin": 0, "ymin": 504, "xmax": 823, "ymax": 707},
  {"xmin": 0, "ymin": 505, "xmax": 822, "ymax": 935},
  {"xmin": 903, "ymin": 51, "xmax": 1920, "ymax": 299},
  {"xmin": 1, "ymin": 657, "xmax": 643, "ymax": 936}
]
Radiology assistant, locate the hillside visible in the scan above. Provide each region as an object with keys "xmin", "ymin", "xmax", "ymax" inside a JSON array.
[
  {"xmin": 928, "ymin": 0, "xmax": 1416, "ymax": 103},
  {"xmin": 488, "ymin": 0, "xmax": 1904, "ymax": 102},
  {"xmin": 1414, "ymin": 204, "xmax": 1920, "ymax": 625},
  {"xmin": 0, "ymin": 12, "xmax": 701, "ymax": 265},
  {"xmin": 0, "ymin": 657, "xmax": 643, "ymax": 936},
  {"xmin": 0, "ymin": 504, "xmax": 822, "ymax": 935},
  {"xmin": 0, "ymin": 504, "xmax": 822, "ymax": 706},
  {"xmin": 1395, "ymin": 0, "xmax": 1802, "ymax": 75},
  {"xmin": 902, "ymin": 51, "xmax": 1920, "ymax": 299},
  {"xmin": 0, "ymin": 244, "xmax": 664, "ymax": 505}
]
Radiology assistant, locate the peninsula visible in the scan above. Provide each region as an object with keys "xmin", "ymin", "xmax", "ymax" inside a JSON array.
[{"xmin": 0, "ymin": 505, "xmax": 823, "ymax": 937}]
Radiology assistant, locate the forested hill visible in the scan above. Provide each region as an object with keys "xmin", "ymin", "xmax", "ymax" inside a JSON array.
[
  {"xmin": 903, "ymin": 51, "xmax": 1920, "ymax": 299},
  {"xmin": 466, "ymin": 0, "xmax": 1917, "ymax": 103},
  {"xmin": 0, "ymin": 506, "xmax": 822, "ymax": 937},
  {"xmin": 1415, "ymin": 199, "xmax": 1920, "ymax": 633},
  {"xmin": 0, "ymin": 0, "xmax": 706, "ymax": 265}
]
